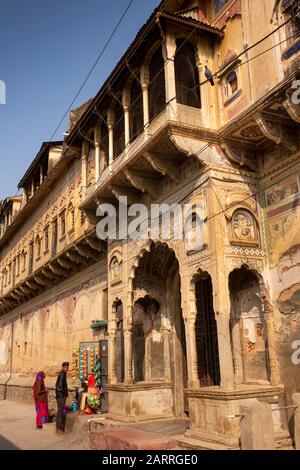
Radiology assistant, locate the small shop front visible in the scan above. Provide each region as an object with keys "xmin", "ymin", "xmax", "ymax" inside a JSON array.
[{"xmin": 72, "ymin": 339, "xmax": 108, "ymax": 414}]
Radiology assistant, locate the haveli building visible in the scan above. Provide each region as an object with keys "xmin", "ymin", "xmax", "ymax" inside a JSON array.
[{"xmin": 0, "ymin": 0, "xmax": 300, "ymax": 449}]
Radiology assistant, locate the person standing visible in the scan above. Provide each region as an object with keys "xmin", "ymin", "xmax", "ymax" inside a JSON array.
[
  {"xmin": 32, "ymin": 371, "xmax": 49, "ymax": 429},
  {"xmin": 55, "ymin": 362, "xmax": 69, "ymax": 435}
]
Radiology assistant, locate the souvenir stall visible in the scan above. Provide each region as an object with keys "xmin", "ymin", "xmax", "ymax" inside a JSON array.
[{"xmin": 71, "ymin": 340, "xmax": 108, "ymax": 414}]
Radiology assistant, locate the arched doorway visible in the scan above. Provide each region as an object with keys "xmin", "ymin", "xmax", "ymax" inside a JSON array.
[
  {"xmin": 193, "ymin": 272, "xmax": 221, "ymax": 387},
  {"xmin": 229, "ymin": 266, "xmax": 270, "ymax": 384},
  {"xmin": 132, "ymin": 242, "xmax": 188, "ymax": 417}
]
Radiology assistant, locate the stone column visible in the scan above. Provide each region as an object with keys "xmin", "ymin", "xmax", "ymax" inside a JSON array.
[
  {"xmin": 162, "ymin": 313, "xmax": 171, "ymax": 382},
  {"xmin": 162, "ymin": 31, "xmax": 177, "ymax": 120},
  {"xmin": 94, "ymin": 122, "xmax": 101, "ymax": 184},
  {"xmin": 122, "ymin": 87, "xmax": 130, "ymax": 147},
  {"xmin": 108, "ymin": 305, "xmax": 118, "ymax": 385},
  {"xmin": 182, "ymin": 283, "xmax": 200, "ymax": 389},
  {"xmin": 141, "ymin": 64, "xmax": 150, "ymax": 128},
  {"xmin": 39, "ymin": 165, "xmax": 43, "ymax": 186},
  {"xmin": 124, "ymin": 302, "xmax": 134, "ymax": 384},
  {"xmin": 188, "ymin": 317, "xmax": 201, "ymax": 389},
  {"xmin": 230, "ymin": 318, "xmax": 244, "ymax": 384},
  {"xmin": 81, "ymin": 140, "xmax": 89, "ymax": 198},
  {"xmin": 107, "ymin": 108, "xmax": 114, "ymax": 168},
  {"xmin": 216, "ymin": 312, "xmax": 235, "ymax": 389},
  {"xmin": 261, "ymin": 285, "xmax": 281, "ymax": 386},
  {"xmin": 22, "ymin": 190, "xmax": 27, "ymax": 207}
]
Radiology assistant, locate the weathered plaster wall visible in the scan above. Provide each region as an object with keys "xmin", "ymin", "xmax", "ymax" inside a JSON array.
[
  {"xmin": 262, "ymin": 153, "xmax": 300, "ymax": 404},
  {"xmin": 0, "ymin": 261, "xmax": 107, "ymax": 403}
]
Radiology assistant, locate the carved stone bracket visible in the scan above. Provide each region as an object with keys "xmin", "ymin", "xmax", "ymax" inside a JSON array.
[
  {"xmin": 124, "ymin": 169, "xmax": 157, "ymax": 199},
  {"xmin": 57, "ymin": 257, "xmax": 75, "ymax": 270},
  {"xmin": 221, "ymin": 142, "xmax": 259, "ymax": 172},
  {"xmin": 109, "ymin": 184, "xmax": 140, "ymax": 205},
  {"xmin": 49, "ymin": 263, "xmax": 67, "ymax": 277},
  {"xmin": 75, "ymin": 244, "xmax": 99, "ymax": 262},
  {"xmin": 42, "ymin": 267, "xmax": 60, "ymax": 281},
  {"xmin": 255, "ymin": 113, "xmax": 298, "ymax": 151},
  {"xmin": 144, "ymin": 151, "xmax": 179, "ymax": 183},
  {"xmin": 66, "ymin": 250, "xmax": 89, "ymax": 265},
  {"xmin": 33, "ymin": 274, "xmax": 50, "ymax": 287}
]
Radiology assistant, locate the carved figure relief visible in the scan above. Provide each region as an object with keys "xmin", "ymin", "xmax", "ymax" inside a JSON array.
[{"xmin": 230, "ymin": 210, "xmax": 259, "ymax": 245}]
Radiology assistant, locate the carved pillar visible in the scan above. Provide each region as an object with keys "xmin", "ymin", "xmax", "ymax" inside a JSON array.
[
  {"xmin": 107, "ymin": 108, "xmax": 114, "ymax": 168},
  {"xmin": 216, "ymin": 312, "xmax": 235, "ymax": 389},
  {"xmin": 162, "ymin": 31, "xmax": 177, "ymax": 120},
  {"xmin": 186, "ymin": 317, "xmax": 201, "ymax": 389},
  {"xmin": 122, "ymin": 87, "xmax": 130, "ymax": 147},
  {"xmin": 108, "ymin": 309, "xmax": 118, "ymax": 384},
  {"xmin": 260, "ymin": 285, "xmax": 281, "ymax": 386},
  {"xmin": 94, "ymin": 121, "xmax": 101, "ymax": 183},
  {"xmin": 124, "ymin": 301, "xmax": 134, "ymax": 384},
  {"xmin": 230, "ymin": 318, "xmax": 244, "ymax": 384},
  {"xmin": 39, "ymin": 165, "xmax": 43, "ymax": 186},
  {"xmin": 141, "ymin": 64, "xmax": 150, "ymax": 128},
  {"xmin": 162, "ymin": 310, "xmax": 171, "ymax": 382},
  {"xmin": 81, "ymin": 140, "xmax": 89, "ymax": 198},
  {"xmin": 183, "ymin": 280, "xmax": 200, "ymax": 389}
]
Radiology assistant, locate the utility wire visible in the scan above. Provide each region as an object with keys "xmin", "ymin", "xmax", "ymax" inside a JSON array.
[
  {"xmin": 50, "ymin": 0, "xmax": 135, "ymax": 145},
  {"xmin": 75, "ymin": 9, "xmax": 297, "ymax": 163}
]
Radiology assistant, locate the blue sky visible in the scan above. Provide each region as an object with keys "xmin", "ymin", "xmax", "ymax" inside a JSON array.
[{"xmin": 0, "ymin": 0, "xmax": 160, "ymax": 200}]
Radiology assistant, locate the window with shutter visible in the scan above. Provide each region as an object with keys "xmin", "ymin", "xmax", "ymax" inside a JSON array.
[
  {"xmin": 175, "ymin": 39, "xmax": 201, "ymax": 108},
  {"xmin": 130, "ymin": 78, "xmax": 144, "ymax": 142},
  {"xmin": 114, "ymin": 102, "xmax": 125, "ymax": 159},
  {"xmin": 149, "ymin": 46, "xmax": 166, "ymax": 122}
]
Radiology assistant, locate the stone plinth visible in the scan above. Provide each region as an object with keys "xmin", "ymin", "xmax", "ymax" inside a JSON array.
[
  {"xmin": 106, "ymin": 382, "xmax": 174, "ymax": 422},
  {"xmin": 179, "ymin": 384, "xmax": 284, "ymax": 450},
  {"xmin": 240, "ymin": 401, "xmax": 275, "ymax": 450}
]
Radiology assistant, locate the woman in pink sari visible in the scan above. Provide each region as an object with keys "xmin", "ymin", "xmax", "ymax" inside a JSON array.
[{"xmin": 32, "ymin": 371, "xmax": 49, "ymax": 429}]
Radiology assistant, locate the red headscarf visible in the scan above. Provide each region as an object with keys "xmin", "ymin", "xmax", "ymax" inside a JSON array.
[{"xmin": 33, "ymin": 371, "xmax": 47, "ymax": 402}]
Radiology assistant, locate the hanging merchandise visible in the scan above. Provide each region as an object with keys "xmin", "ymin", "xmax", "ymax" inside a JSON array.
[
  {"xmin": 94, "ymin": 354, "xmax": 104, "ymax": 398},
  {"xmin": 78, "ymin": 342, "xmax": 103, "ymax": 413}
]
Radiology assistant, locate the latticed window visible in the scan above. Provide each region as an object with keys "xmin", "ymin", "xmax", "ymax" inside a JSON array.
[
  {"xmin": 100, "ymin": 121, "xmax": 109, "ymax": 168},
  {"xmin": 114, "ymin": 102, "xmax": 125, "ymax": 159},
  {"xmin": 174, "ymin": 39, "xmax": 201, "ymax": 108},
  {"xmin": 130, "ymin": 78, "xmax": 144, "ymax": 142},
  {"xmin": 149, "ymin": 46, "xmax": 166, "ymax": 122}
]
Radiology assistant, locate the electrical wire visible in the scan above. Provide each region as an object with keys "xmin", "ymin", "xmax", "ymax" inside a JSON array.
[
  {"xmin": 1, "ymin": 10, "xmax": 300, "ymax": 308},
  {"xmin": 80, "ymin": 10, "xmax": 297, "ymax": 150}
]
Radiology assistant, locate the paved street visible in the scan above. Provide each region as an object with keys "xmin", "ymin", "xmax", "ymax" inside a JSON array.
[
  {"xmin": 0, "ymin": 399, "xmax": 188, "ymax": 450},
  {"xmin": 0, "ymin": 400, "xmax": 79, "ymax": 450}
]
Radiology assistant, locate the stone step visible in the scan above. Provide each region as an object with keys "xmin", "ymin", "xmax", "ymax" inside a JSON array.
[{"xmin": 89, "ymin": 427, "xmax": 178, "ymax": 450}]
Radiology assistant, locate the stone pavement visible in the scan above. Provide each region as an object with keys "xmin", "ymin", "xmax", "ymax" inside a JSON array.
[
  {"xmin": 0, "ymin": 399, "xmax": 79, "ymax": 450},
  {"xmin": 0, "ymin": 399, "xmax": 189, "ymax": 450}
]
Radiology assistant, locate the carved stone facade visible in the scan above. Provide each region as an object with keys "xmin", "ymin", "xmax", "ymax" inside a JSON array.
[{"xmin": 0, "ymin": 0, "xmax": 300, "ymax": 450}]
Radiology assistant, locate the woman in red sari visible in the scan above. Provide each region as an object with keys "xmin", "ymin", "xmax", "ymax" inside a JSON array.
[{"xmin": 32, "ymin": 371, "xmax": 49, "ymax": 429}]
